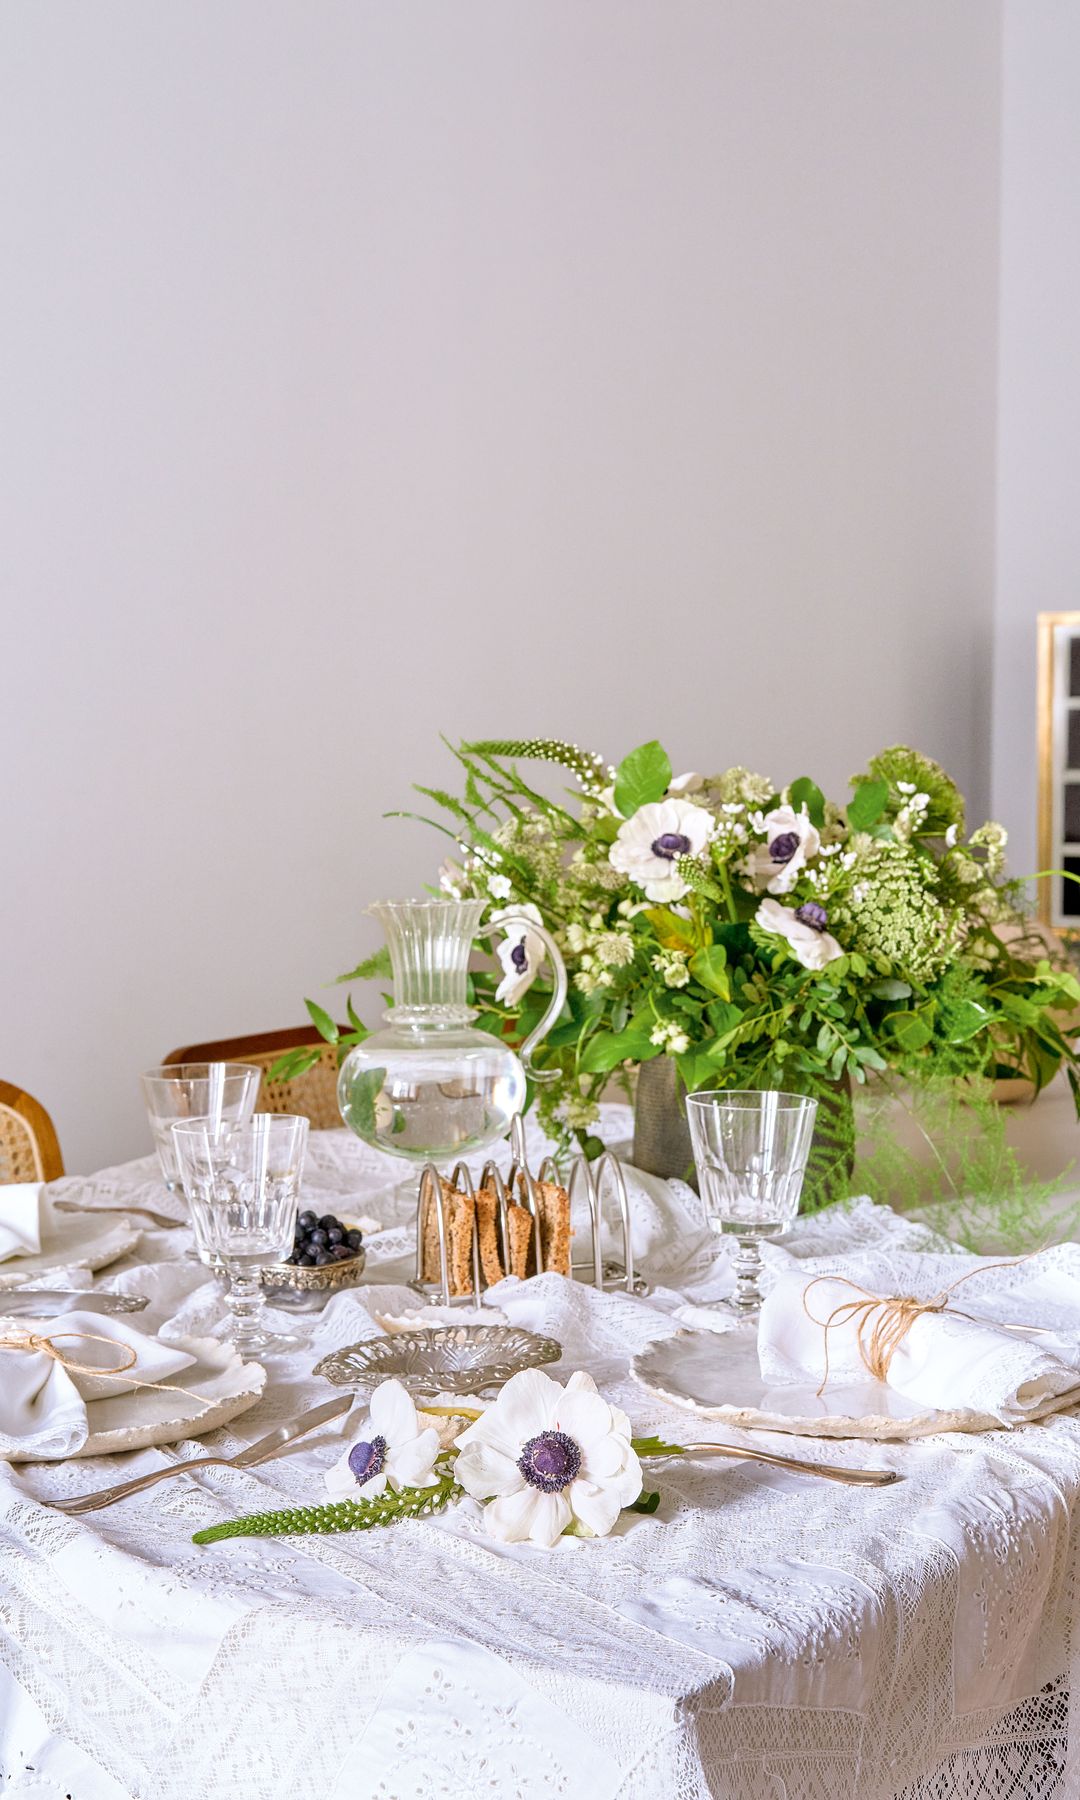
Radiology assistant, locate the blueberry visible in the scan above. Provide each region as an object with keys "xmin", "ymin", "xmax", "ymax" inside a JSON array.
[
  {"xmin": 330, "ymin": 1244, "xmax": 353, "ymax": 1261},
  {"xmin": 346, "ymin": 1229, "xmax": 363, "ymax": 1250},
  {"xmin": 326, "ymin": 1226, "xmax": 344, "ymax": 1244},
  {"xmin": 298, "ymin": 1211, "xmax": 317, "ymax": 1230},
  {"xmin": 317, "ymin": 1214, "xmax": 337, "ymax": 1230},
  {"xmin": 298, "ymin": 1253, "xmax": 316, "ymax": 1267},
  {"xmin": 308, "ymin": 1229, "xmax": 328, "ymax": 1248},
  {"xmin": 315, "ymin": 1251, "xmax": 333, "ymax": 1266}
]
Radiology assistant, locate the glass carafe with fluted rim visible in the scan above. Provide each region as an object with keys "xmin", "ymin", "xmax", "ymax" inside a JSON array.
[{"xmin": 337, "ymin": 898, "xmax": 567, "ymax": 1166}]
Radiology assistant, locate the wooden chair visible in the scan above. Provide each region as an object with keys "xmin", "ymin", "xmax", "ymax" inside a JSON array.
[
  {"xmin": 0, "ymin": 1081, "xmax": 65, "ymax": 1183},
  {"xmin": 161, "ymin": 1028, "xmax": 344, "ymax": 1131}
]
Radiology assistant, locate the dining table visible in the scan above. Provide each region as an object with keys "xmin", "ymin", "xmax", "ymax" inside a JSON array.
[{"xmin": 4, "ymin": 1100, "xmax": 1080, "ymax": 1800}]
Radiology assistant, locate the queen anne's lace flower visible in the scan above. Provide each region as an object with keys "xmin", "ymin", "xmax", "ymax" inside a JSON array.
[
  {"xmin": 608, "ymin": 799, "xmax": 713, "ymax": 902},
  {"xmin": 455, "ymin": 1369, "xmax": 643, "ymax": 1546},
  {"xmin": 324, "ymin": 1380, "xmax": 441, "ymax": 1500}
]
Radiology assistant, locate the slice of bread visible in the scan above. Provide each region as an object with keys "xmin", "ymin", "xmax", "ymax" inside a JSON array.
[
  {"xmin": 474, "ymin": 1184, "xmax": 505, "ymax": 1287},
  {"xmin": 536, "ymin": 1179, "xmax": 572, "ymax": 1277},
  {"xmin": 506, "ymin": 1202, "xmax": 532, "ymax": 1281},
  {"xmin": 447, "ymin": 1189, "xmax": 477, "ymax": 1296}
]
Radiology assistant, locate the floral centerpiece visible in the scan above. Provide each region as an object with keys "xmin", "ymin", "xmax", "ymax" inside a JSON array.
[{"xmin": 286, "ymin": 739, "xmax": 1080, "ymax": 1212}]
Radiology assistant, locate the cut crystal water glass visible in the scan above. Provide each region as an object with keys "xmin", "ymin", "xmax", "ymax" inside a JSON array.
[
  {"xmin": 140, "ymin": 1063, "xmax": 261, "ymax": 1195},
  {"xmin": 686, "ymin": 1090, "xmax": 818, "ymax": 1319},
  {"xmin": 171, "ymin": 1112, "xmax": 310, "ymax": 1355}
]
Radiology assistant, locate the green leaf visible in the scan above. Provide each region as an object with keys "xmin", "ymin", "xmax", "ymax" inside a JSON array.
[
  {"xmin": 645, "ymin": 906, "xmax": 698, "ymax": 951},
  {"xmin": 613, "ymin": 740, "xmax": 672, "ymax": 818},
  {"xmin": 268, "ymin": 1046, "xmax": 323, "ymax": 1082},
  {"xmin": 339, "ymin": 1066, "xmax": 387, "ymax": 1136},
  {"xmin": 689, "ymin": 945, "xmax": 731, "ymax": 999},
  {"xmin": 304, "ymin": 999, "xmax": 339, "ymax": 1043},
  {"xmin": 579, "ymin": 1027, "xmax": 661, "ymax": 1074},
  {"xmin": 345, "ymin": 995, "xmax": 370, "ymax": 1039},
  {"xmin": 869, "ymin": 978, "xmax": 912, "ymax": 1001},
  {"xmin": 789, "ymin": 777, "xmax": 826, "ymax": 829},
  {"xmin": 334, "ymin": 947, "xmax": 392, "ymax": 985},
  {"xmin": 706, "ymin": 998, "xmax": 742, "ymax": 1036},
  {"xmin": 675, "ymin": 1046, "xmax": 718, "ymax": 1092},
  {"xmin": 625, "ymin": 1491, "xmax": 662, "ymax": 1515},
  {"xmin": 847, "ymin": 777, "xmax": 889, "ymax": 832},
  {"xmin": 631, "ymin": 1435, "xmax": 686, "ymax": 1456},
  {"xmin": 884, "ymin": 1008, "xmax": 933, "ymax": 1052},
  {"xmin": 944, "ymin": 999, "xmax": 992, "ymax": 1043}
]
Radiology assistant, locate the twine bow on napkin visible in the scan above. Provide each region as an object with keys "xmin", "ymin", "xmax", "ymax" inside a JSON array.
[
  {"xmin": 801, "ymin": 1255, "xmax": 1041, "ymax": 1397},
  {"xmin": 0, "ymin": 1329, "xmax": 213, "ymax": 1405}
]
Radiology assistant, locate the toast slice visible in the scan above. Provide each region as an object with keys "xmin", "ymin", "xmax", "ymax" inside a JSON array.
[
  {"xmin": 536, "ymin": 1179, "xmax": 572, "ymax": 1277},
  {"xmin": 506, "ymin": 1201, "xmax": 532, "ymax": 1281},
  {"xmin": 422, "ymin": 1177, "xmax": 476, "ymax": 1296},
  {"xmin": 475, "ymin": 1184, "xmax": 505, "ymax": 1287}
]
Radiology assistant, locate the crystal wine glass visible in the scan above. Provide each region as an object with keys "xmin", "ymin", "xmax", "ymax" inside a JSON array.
[
  {"xmin": 686, "ymin": 1090, "xmax": 817, "ymax": 1319},
  {"xmin": 140, "ymin": 1063, "xmax": 262, "ymax": 1195},
  {"xmin": 171, "ymin": 1112, "xmax": 310, "ymax": 1355}
]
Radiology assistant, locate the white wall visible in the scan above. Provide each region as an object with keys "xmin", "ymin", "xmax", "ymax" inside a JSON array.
[
  {"xmin": 0, "ymin": 3, "xmax": 1002, "ymax": 1172},
  {"xmin": 993, "ymin": 0, "xmax": 1080, "ymax": 877}
]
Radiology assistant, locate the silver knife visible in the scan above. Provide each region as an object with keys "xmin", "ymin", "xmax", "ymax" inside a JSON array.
[
  {"xmin": 0, "ymin": 1289, "xmax": 150, "ymax": 1315},
  {"xmin": 51, "ymin": 1393, "xmax": 356, "ymax": 1513}
]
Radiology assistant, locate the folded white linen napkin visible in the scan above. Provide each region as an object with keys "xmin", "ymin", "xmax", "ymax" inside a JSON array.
[
  {"xmin": 0, "ymin": 1183, "xmax": 43, "ymax": 1262},
  {"xmin": 0, "ymin": 1308, "xmax": 198, "ymax": 1459},
  {"xmin": 758, "ymin": 1245, "xmax": 1080, "ymax": 1425}
]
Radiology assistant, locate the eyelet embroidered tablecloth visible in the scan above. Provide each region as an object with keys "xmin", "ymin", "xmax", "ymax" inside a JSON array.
[{"xmin": 4, "ymin": 1107, "xmax": 1080, "ymax": 1800}]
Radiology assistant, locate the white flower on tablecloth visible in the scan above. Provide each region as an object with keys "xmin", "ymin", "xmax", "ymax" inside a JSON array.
[
  {"xmin": 324, "ymin": 1379, "xmax": 440, "ymax": 1500},
  {"xmin": 608, "ymin": 799, "xmax": 713, "ymax": 903},
  {"xmin": 454, "ymin": 1368, "xmax": 643, "ymax": 1547},
  {"xmin": 744, "ymin": 804, "xmax": 821, "ymax": 894},
  {"xmin": 490, "ymin": 902, "xmax": 546, "ymax": 1007},
  {"xmin": 755, "ymin": 897, "xmax": 845, "ymax": 971}
]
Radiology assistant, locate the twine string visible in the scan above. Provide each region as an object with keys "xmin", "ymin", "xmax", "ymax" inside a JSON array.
[
  {"xmin": 0, "ymin": 1329, "xmax": 214, "ymax": 1405},
  {"xmin": 802, "ymin": 1253, "xmax": 1041, "ymax": 1398}
]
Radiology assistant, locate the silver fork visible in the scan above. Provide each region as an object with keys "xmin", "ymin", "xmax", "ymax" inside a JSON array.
[{"xmin": 49, "ymin": 1394, "xmax": 353, "ymax": 1514}]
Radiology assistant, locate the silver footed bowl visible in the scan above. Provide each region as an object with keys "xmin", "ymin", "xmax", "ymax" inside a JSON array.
[
  {"xmin": 313, "ymin": 1325, "xmax": 562, "ymax": 1395},
  {"xmin": 261, "ymin": 1245, "xmax": 367, "ymax": 1295}
]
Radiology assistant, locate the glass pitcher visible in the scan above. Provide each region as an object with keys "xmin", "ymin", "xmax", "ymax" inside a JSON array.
[{"xmin": 337, "ymin": 898, "xmax": 567, "ymax": 1165}]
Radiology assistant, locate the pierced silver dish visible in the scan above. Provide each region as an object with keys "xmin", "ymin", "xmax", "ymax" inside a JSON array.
[{"xmin": 313, "ymin": 1324, "xmax": 562, "ymax": 1396}]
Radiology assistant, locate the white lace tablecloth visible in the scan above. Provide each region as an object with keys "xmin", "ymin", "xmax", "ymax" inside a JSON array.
[{"xmin": 4, "ymin": 1108, "xmax": 1080, "ymax": 1800}]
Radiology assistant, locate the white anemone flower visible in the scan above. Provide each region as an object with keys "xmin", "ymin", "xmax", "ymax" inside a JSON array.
[
  {"xmin": 608, "ymin": 799, "xmax": 713, "ymax": 903},
  {"xmin": 324, "ymin": 1379, "xmax": 441, "ymax": 1500},
  {"xmin": 744, "ymin": 804, "xmax": 821, "ymax": 894},
  {"xmin": 454, "ymin": 1368, "xmax": 643, "ymax": 1547},
  {"xmin": 489, "ymin": 902, "xmax": 546, "ymax": 1007},
  {"xmin": 756, "ymin": 897, "xmax": 845, "ymax": 971}
]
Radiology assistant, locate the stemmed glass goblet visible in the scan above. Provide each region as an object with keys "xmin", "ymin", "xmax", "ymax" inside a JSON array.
[
  {"xmin": 686, "ymin": 1090, "xmax": 817, "ymax": 1320},
  {"xmin": 171, "ymin": 1112, "xmax": 310, "ymax": 1355},
  {"xmin": 140, "ymin": 1063, "xmax": 262, "ymax": 1197}
]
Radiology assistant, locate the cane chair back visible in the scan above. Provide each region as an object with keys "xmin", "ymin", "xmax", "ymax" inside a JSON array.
[
  {"xmin": 0, "ymin": 1082, "xmax": 65, "ymax": 1183},
  {"xmin": 162, "ymin": 1029, "xmax": 344, "ymax": 1131}
]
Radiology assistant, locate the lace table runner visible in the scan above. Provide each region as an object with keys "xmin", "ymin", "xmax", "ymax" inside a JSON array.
[{"xmin": 3, "ymin": 1114, "xmax": 1080, "ymax": 1800}]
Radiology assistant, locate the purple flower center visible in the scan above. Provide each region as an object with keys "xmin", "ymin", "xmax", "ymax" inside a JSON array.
[
  {"xmin": 510, "ymin": 939, "xmax": 529, "ymax": 972},
  {"xmin": 769, "ymin": 831, "xmax": 800, "ymax": 864},
  {"xmin": 795, "ymin": 902, "xmax": 829, "ymax": 933},
  {"xmin": 651, "ymin": 832, "xmax": 691, "ymax": 861},
  {"xmin": 517, "ymin": 1429, "xmax": 582, "ymax": 1494},
  {"xmin": 347, "ymin": 1435, "xmax": 387, "ymax": 1484}
]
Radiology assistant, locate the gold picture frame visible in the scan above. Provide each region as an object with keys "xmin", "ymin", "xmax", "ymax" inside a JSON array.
[{"xmin": 1036, "ymin": 611, "xmax": 1080, "ymax": 932}]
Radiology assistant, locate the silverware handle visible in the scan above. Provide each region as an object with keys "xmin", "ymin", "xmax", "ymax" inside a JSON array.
[
  {"xmin": 685, "ymin": 1443, "xmax": 900, "ymax": 1487},
  {"xmin": 53, "ymin": 1454, "xmax": 231, "ymax": 1513}
]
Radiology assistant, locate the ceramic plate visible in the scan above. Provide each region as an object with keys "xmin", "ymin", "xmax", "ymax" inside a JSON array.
[
  {"xmin": 5, "ymin": 1334, "xmax": 267, "ymax": 1461},
  {"xmin": 629, "ymin": 1326, "xmax": 1079, "ymax": 1440},
  {"xmin": 0, "ymin": 1212, "xmax": 142, "ymax": 1289},
  {"xmin": 314, "ymin": 1324, "xmax": 562, "ymax": 1395}
]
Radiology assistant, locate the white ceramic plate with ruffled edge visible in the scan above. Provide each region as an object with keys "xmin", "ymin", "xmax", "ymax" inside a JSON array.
[
  {"xmin": 631, "ymin": 1326, "xmax": 1080, "ymax": 1440},
  {"xmin": 0, "ymin": 1210, "xmax": 142, "ymax": 1288},
  {"xmin": 4, "ymin": 1334, "xmax": 267, "ymax": 1460}
]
